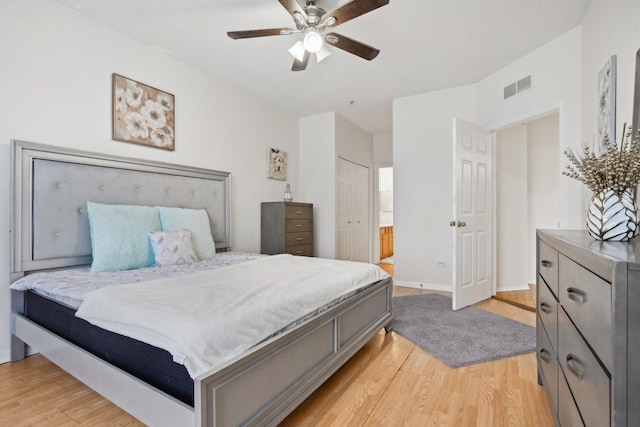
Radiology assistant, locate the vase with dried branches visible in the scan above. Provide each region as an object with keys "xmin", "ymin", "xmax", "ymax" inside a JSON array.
[{"xmin": 563, "ymin": 124, "xmax": 640, "ymax": 241}]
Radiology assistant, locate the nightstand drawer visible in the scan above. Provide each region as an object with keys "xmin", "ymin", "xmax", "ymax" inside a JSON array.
[
  {"xmin": 286, "ymin": 219, "xmax": 312, "ymax": 233},
  {"xmin": 559, "ymin": 254, "xmax": 612, "ymax": 370},
  {"xmin": 285, "ymin": 205, "xmax": 312, "ymax": 219},
  {"xmin": 558, "ymin": 308, "xmax": 609, "ymax": 427},
  {"xmin": 537, "ymin": 276, "xmax": 558, "ymax": 354},
  {"xmin": 539, "ymin": 240, "xmax": 559, "ymax": 297},
  {"xmin": 286, "ymin": 244, "xmax": 312, "ymax": 257},
  {"xmin": 286, "ymin": 232, "xmax": 312, "ymax": 246}
]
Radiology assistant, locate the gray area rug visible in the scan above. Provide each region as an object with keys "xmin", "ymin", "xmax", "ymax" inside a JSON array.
[{"xmin": 392, "ymin": 293, "xmax": 536, "ymax": 368}]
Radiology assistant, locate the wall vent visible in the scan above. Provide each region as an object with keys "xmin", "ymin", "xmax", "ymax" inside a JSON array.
[{"xmin": 503, "ymin": 74, "xmax": 533, "ymax": 100}]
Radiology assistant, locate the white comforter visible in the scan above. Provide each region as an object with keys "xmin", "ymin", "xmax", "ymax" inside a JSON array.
[{"xmin": 75, "ymin": 254, "xmax": 389, "ymax": 378}]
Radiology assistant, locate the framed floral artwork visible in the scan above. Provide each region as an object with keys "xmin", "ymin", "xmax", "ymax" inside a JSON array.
[
  {"xmin": 267, "ymin": 147, "xmax": 287, "ymax": 180},
  {"xmin": 597, "ymin": 55, "xmax": 616, "ymax": 144},
  {"xmin": 112, "ymin": 73, "xmax": 175, "ymax": 151}
]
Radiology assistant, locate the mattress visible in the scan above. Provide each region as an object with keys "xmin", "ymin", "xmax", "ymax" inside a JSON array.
[
  {"xmin": 14, "ymin": 253, "xmax": 390, "ymax": 405},
  {"xmin": 23, "ymin": 290, "xmax": 195, "ymax": 406}
]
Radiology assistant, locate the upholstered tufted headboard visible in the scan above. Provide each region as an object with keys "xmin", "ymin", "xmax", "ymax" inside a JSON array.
[{"xmin": 10, "ymin": 140, "xmax": 231, "ymax": 279}]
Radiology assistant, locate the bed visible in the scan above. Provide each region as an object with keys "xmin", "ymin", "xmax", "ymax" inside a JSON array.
[{"xmin": 9, "ymin": 140, "xmax": 393, "ymax": 426}]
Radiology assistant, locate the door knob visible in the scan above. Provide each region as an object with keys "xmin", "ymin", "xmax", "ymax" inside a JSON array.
[
  {"xmin": 449, "ymin": 221, "xmax": 456, "ymax": 227},
  {"xmin": 457, "ymin": 221, "xmax": 466, "ymax": 227}
]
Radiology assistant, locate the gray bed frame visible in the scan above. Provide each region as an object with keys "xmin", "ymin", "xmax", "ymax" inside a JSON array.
[{"xmin": 9, "ymin": 140, "xmax": 393, "ymax": 426}]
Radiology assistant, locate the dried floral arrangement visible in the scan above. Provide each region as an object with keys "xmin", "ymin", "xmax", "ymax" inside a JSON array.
[{"xmin": 563, "ymin": 124, "xmax": 640, "ymax": 196}]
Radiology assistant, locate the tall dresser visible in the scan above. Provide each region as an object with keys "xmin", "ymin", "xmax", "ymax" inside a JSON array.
[
  {"xmin": 536, "ymin": 230, "xmax": 640, "ymax": 426},
  {"xmin": 261, "ymin": 202, "xmax": 313, "ymax": 256}
]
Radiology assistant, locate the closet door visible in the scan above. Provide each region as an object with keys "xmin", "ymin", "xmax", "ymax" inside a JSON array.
[{"xmin": 337, "ymin": 158, "xmax": 369, "ymax": 262}]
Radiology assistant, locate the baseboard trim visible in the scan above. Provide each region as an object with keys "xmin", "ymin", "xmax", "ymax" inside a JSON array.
[
  {"xmin": 496, "ymin": 285, "xmax": 531, "ymax": 292},
  {"xmin": 394, "ymin": 280, "xmax": 452, "ymax": 293}
]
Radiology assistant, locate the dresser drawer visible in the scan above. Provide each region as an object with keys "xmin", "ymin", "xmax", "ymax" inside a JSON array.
[
  {"xmin": 286, "ymin": 244, "xmax": 312, "ymax": 257},
  {"xmin": 537, "ymin": 276, "xmax": 558, "ymax": 354},
  {"xmin": 558, "ymin": 368, "xmax": 585, "ymax": 427},
  {"xmin": 539, "ymin": 240, "xmax": 559, "ymax": 297},
  {"xmin": 285, "ymin": 205, "xmax": 312, "ymax": 219},
  {"xmin": 286, "ymin": 232, "xmax": 312, "ymax": 246},
  {"xmin": 537, "ymin": 315, "xmax": 558, "ymax": 419},
  {"xmin": 559, "ymin": 254, "xmax": 612, "ymax": 370},
  {"xmin": 558, "ymin": 308, "xmax": 609, "ymax": 427},
  {"xmin": 286, "ymin": 219, "xmax": 312, "ymax": 233}
]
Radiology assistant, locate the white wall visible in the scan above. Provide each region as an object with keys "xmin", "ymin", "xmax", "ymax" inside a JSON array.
[
  {"xmin": 299, "ymin": 113, "xmax": 374, "ymax": 260},
  {"xmin": 299, "ymin": 113, "xmax": 337, "ymax": 259},
  {"xmin": 0, "ymin": 0, "xmax": 299, "ymax": 363},
  {"xmin": 496, "ymin": 124, "xmax": 529, "ymax": 292},
  {"xmin": 336, "ymin": 115, "xmax": 374, "ymax": 168},
  {"xmin": 373, "ymin": 133, "xmax": 393, "ymax": 165},
  {"xmin": 581, "ymin": 0, "xmax": 640, "ymax": 159},
  {"xmin": 393, "ymin": 85, "xmax": 477, "ymax": 290},
  {"xmin": 476, "ymin": 26, "xmax": 583, "ymax": 230},
  {"xmin": 393, "ymin": 26, "xmax": 582, "ymax": 292}
]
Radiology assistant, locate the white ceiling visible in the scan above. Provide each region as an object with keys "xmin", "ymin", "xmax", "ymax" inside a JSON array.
[{"xmin": 55, "ymin": 0, "xmax": 590, "ymax": 135}]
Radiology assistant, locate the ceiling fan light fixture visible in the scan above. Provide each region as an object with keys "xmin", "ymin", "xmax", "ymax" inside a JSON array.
[
  {"xmin": 303, "ymin": 28, "xmax": 323, "ymax": 53},
  {"xmin": 316, "ymin": 45, "xmax": 331, "ymax": 63},
  {"xmin": 288, "ymin": 41, "xmax": 306, "ymax": 62}
]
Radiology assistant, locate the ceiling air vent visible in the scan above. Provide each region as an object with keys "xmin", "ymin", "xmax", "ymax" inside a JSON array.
[{"xmin": 503, "ymin": 75, "xmax": 533, "ymax": 100}]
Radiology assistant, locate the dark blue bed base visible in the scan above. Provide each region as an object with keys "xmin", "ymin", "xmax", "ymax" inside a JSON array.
[{"xmin": 23, "ymin": 291, "xmax": 194, "ymax": 406}]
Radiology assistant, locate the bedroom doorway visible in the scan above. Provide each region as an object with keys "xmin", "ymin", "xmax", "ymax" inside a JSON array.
[
  {"xmin": 378, "ymin": 167, "xmax": 394, "ymax": 266},
  {"xmin": 495, "ymin": 111, "xmax": 560, "ymax": 310}
]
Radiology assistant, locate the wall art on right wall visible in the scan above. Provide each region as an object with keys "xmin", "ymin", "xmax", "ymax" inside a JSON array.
[{"xmin": 597, "ymin": 55, "xmax": 617, "ymax": 144}]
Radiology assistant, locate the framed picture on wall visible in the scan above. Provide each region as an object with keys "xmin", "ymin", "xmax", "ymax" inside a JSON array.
[
  {"xmin": 112, "ymin": 73, "xmax": 175, "ymax": 151},
  {"xmin": 597, "ymin": 55, "xmax": 617, "ymax": 144},
  {"xmin": 267, "ymin": 147, "xmax": 287, "ymax": 180}
]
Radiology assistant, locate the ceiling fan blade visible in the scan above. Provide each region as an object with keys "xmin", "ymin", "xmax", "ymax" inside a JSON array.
[
  {"xmin": 278, "ymin": 0, "xmax": 308, "ymax": 26},
  {"xmin": 320, "ymin": 0, "xmax": 389, "ymax": 27},
  {"xmin": 292, "ymin": 51, "xmax": 310, "ymax": 71},
  {"xmin": 227, "ymin": 28, "xmax": 295, "ymax": 39},
  {"xmin": 324, "ymin": 32, "xmax": 380, "ymax": 60}
]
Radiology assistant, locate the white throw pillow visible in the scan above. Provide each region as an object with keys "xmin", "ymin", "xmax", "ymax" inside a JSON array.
[{"xmin": 148, "ymin": 230, "xmax": 198, "ymax": 266}]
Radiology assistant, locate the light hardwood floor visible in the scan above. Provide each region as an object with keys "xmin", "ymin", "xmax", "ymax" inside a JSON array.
[{"xmin": 0, "ymin": 278, "xmax": 552, "ymax": 426}]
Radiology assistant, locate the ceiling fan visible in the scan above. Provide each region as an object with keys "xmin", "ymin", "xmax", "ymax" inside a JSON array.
[{"xmin": 227, "ymin": 0, "xmax": 389, "ymax": 71}]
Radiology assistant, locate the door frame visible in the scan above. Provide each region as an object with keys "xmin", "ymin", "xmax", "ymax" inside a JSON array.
[
  {"xmin": 374, "ymin": 163, "xmax": 393, "ymax": 264},
  {"xmin": 490, "ymin": 103, "xmax": 565, "ymax": 292}
]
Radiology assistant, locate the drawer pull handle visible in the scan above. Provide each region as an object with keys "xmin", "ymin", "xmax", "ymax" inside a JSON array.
[
  {"xmin": 567, "ymin": 287, "xmax": 586, "ymax": 304},
  {"xmin": 566, "ymin": 354, "xmax": 584, "ymax": 379},
  {"xmin": 295, "ymin": 211, "xmax": 303, "ymax": 214},
  {"xmin": 539, "ymin": 302, "xmax": 552, "ymax": 314},
  {"xmin": 295, "ymin": 250, "xmax": 303, "ymax": 254},
  {"xmin": 296, "ymin": 224, "xmax": 303, "ymax": 228},
  {"xmin": 539, "ymin": 348, "xmax": 551, "ymax": 363},
  {"xmin": 296, "ymin": 237, "xmax": 303, "ymax": 241},
  {"xmin": 541, "ymin": 260, "xmax": 553, "ymax": 268}
]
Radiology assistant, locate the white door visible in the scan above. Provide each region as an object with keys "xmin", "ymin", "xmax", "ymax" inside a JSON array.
[
  {"xmin": 337, "ymin": 158, "xmax": 369, "ymax": 262},
  {"xmin": 452, "ymin": 118, "xmax": 493, "ymax": 310}
]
